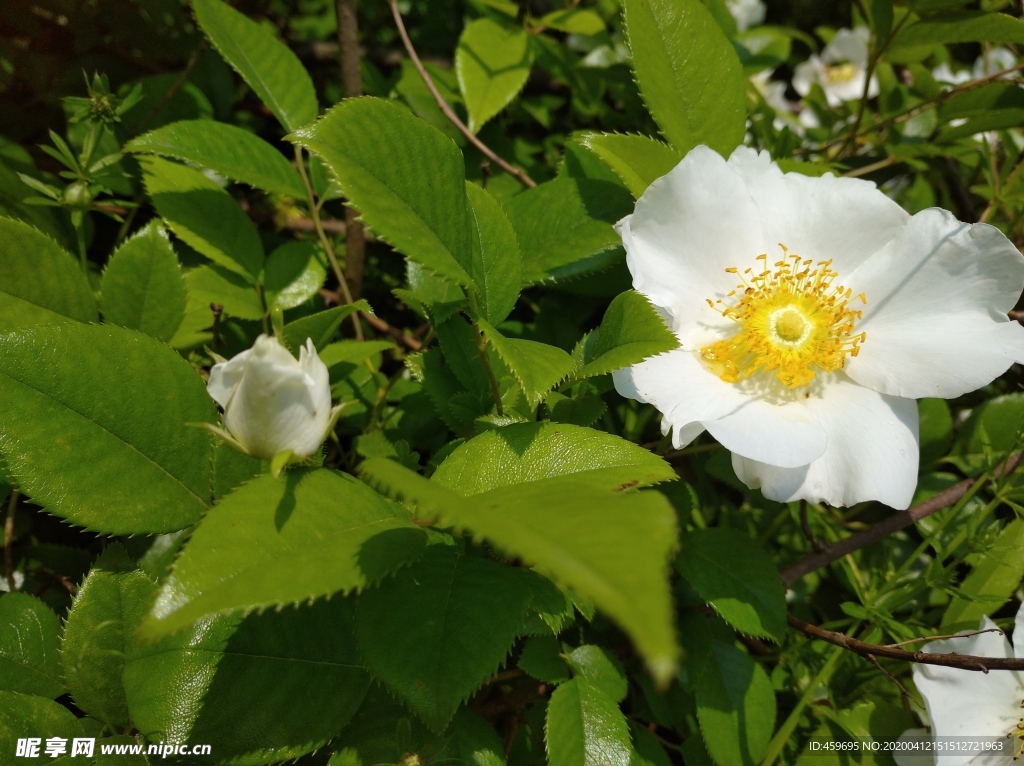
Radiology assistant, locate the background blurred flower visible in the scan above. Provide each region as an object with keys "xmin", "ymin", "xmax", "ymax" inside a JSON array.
[
  {"xmin": 794, "ymin": 27, "xmax": 878, "ymax": 106},
  {"xmin": 726, "ymin": 0, "xmax": 766, "ymax": 32}
]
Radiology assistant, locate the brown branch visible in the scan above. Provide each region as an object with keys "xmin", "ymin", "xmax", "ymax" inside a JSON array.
[
  {"xmin": 336, "ymin": 0, "xmax": 367, "ymax": 299},
  {"xmin": 283, "ymin": 216, "xmax": 348, "ymax": 236},
  {"xmin": 781, "ymin": 451, "xmax": 1024, "ymax": 587},
  {"xmin": 474, "ymin": 682, "xmax": 548, "ymax": 719},
  {"xmin": 318, "ymin": 289, "xmax": 423, "ymax": 351},
  {"xmin": 789, "ymin": 614, "xmax": 1024, "ymax": 671},
  {"xmin": 386, "ymin": 0, "xmax": 537, "ymax": 189}
]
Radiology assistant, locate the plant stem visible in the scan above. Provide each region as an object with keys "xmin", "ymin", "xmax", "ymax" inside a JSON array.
[
  {"xmin": 387, "ymin": 0, "xmax": 537, "ymax": 189},
  {"xmin": 473, "ymin": 320, "xmax": 505, "ymax": 417},
  {"xmin": 760, "ymin": 644, "xmax": 845, "ymax": 766},
  {"xmin": 294, "ymin": 146, "xmax": 364, "ymax": 341}
]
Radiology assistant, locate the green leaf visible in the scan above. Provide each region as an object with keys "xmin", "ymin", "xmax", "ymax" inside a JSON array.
[
  {"xmin": 125, "ymin": 601, "xmax": 369, "ymax": 764},
  {"xmin": 185, "ymin": 264, "xmax": 263, "ymax": 320},
  {"xmin": 321, "ymin": 339, "xmax": 396, "ymax": 375},
  {"xmin": 0, "ymin": 323, "xmax": 215, "ymax": 534},
  {"xmin": 356, "ymin": 544, "xmax": 535, "ymax": 732},
  {"xmin": 478, "ymin": 320, "xmax": 575, "ymax": 408},
  {"xmin": 943, "ymin": 519, "xmax": 1024, "ymax": 628},
  {"xmin": 504, "ymin": 176, "xmax": 630, "ymax": 284},
  {"xmin": 264, "ymin": 241, "xmax": 327, "ymax": 311},
  {"xmin": 140, "ymin": 155, "xmax": 264, "ymax": 281},
  {"xmin": 455, "ymin": 18, "xmax": 533, "ymax": 134},
  {"xmin": 0, "ymin": 593, "xmax": 63, "ymax": 699},
  {"xmin": 540, "ymin": 8, "xmax": 606, "ymax": 35},
  {"xmin": 579, "ymin": 133, "xmax": 683, "ymax": 199},
  {"xmin": 564, "ymin": 645, "xmax": 628, "ymax": 703},
  {"xmin": 952, "ymin": 392, "xmax": 1024, "ymax": 473},
  {"xmin": 432, "ymin": 421, "xmax": 676, "ymax": 495},
  {"xmin": 361, "ymin": 460, "xmax": 680, "ymax": 683},
  {"xmin": 578, "ymin": 290, "xmax": 678, "ymax": 378},
  {"xmin": 0, "ymin": 691, "xmax": 83, "ymax": 762},
  {"xmin": 140, "ymin": 468, "xmax": 426, "ymax": 640},
  {"xmin": 466, "ymin": 182, "xmax": 522, "ymax": 325},
  {"xmin": 291, "ymin": 98, "xmax": 474, "ymax": 287},
  {"xmin": 61, "ymin": 545, "xmax": 155, "ymax": 725},
  {"xmin": 281, "ymin": 300, "xmax": 371, "ymax": 351},
  {"xmin": 125, "ymin": 119, "xmax": 307, "ymax": 198},
  {"xmin": 0, "ymin": 217, "xmax": 96, "ymax": 329},
  {"xmin": 100, "ymin": 221, "xmax": 187, "ymax": 342},
  {"xmin": 623, "ymin": 0, "xmax": 746, "ymax": 154},
  {"xmin": 692, "ymin": 639, "xmax": 776, "ymax": 766},
  {"xmin": 518, "ymin": 634, "xmax": 570, "ymax": 683},
  {"xmin": 919, "ymin": 398, "xmax": 953, "ymax": 468},
  {"xmin": 545, "ymin": 678, "xmax": 634, "ymax": 766},
  {"xmin": 676, "ymin": 528, "xmax": 786, "ymax": 642},
  {"xmin": 192, "ymin": 0, "xmax": 318, "ymax": 132},
  {"xmin": 893, "ymin": 11, "xmax": 1024, "ymax": 47}
]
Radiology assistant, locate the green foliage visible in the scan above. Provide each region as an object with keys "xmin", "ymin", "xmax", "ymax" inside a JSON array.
[
  {"xmin": 61, "ymin": 545, "xmax": 154, "ymax": 725},
  {"xmin": 100, "ymin": 221, "xmax": 187, "ymax": 342},
  {"xmin": 0, "ymin": 218, "xmax": 96, "ymax": 329},
  {"xmin": 126, "ymin": 601, "xmax": 369, "ymax": 763},
  {"xmin": 576, "ymin": 290, "xmax": 679, "ymax": 379},
  {"xmin": 456, "ymin": 19, "xmax": 533, "ymax": 134},
  {"xmin": 292, "ymin": 97, "xmax": 474, "ymax": 287},
  {"xmin": 141, "ymin": 468, "xmax": 426, "ymax": 639},
  {"xmin": 0, "ymin": 594, "xmax": 64, "ymax": 699},
  {"xmin": 357, "ymin": 543, "xmax": 535, "ymax": 732},
  {"xmin": 0, "ymin": 323, "xmax": 215, "ymax": 533},
  {"xmin": 140, "ymin": 155, "xmax": 264, "ymax": 281},
  {"xmin": 192, "ymin": 0, "xmax": 319, "ymax": 132},
  {"xmin": 677, "ymin": 528, "xmax": 787, "ymax": 642},
  {"xmin": 6, "ymin": 0, "xmax": 1024, "ymax": 760},
  {"xmin": 126, "ymin": 120, "xmax": 307, "ymax": 198},
  {"xmin": 623, "ymin": 0, "xmax": 746, "ymax": 154},
  {"xmin": 580, "ymin": 133, "xmax": 684, "ymax": 199}
]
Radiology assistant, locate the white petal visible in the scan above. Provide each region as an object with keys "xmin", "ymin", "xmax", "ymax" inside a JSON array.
[
  {"xmin": 913, "ymin": 618, "xmax": 1022, "ymax": 766},
  {"xmin": 731, "ymin": 375, "xmax": 919, "ymax": 507},
  {"xmin": 725, "ymin": 149, "xmax": 909, "ymax": 282},
  {"xmin": 619, "ymin": 146, "xmax": 769, "ymax": 343},
  {"xmin": 206, "ymin": 347, "xmax": 252, "ymax": 408},
  {"xmin": 792, "ymin": 59, "xmax": 821, "ymax": 97},
  {"xmin": 704, "ymin": 396, "xmax": 825, "ymax": 467},
  {"xmin": 846, "ymin": 209, "xmax": 1024, "ymax": 398},
  {"xmin": 823, "ymin": 28, "xmax": 870, "ymax": 66},
  {"xmin": 1012, "ymin": 601, "xmax": 1024, "ymax": 659}
]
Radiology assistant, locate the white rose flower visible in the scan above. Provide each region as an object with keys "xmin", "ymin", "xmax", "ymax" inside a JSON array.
[
  {"xmin": 726, "ymin": 0, "xmax": 766, "ymax": 32},
  {"xmin": 613, "ymin": 146, "xmax": 1024, "ymax": 508},
  {"xmin": 206, "ymin": 334, "xmax": 338, "ymax": 461},
  {"xmin": 894, "ymin": 602, "xmax": 1024, "ymax": 766},
  {"xmin": 793, "ymin": 27, "xmax": 878, "ymax": 107}
]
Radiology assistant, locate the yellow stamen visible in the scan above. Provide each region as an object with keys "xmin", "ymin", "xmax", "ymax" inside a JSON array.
[
  {"xmin": 825, "ymin": 62, "xmax": 859, "ymax": 85},
  {"xmin": 700, "ymin": 245, "xmax": 866, "ymax": 389}
]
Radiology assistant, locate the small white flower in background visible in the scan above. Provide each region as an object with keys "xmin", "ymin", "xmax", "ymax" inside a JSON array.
[
  {"xmin": 793, "ymin": 27, "xmax": 878, "ymax": 107},
  {"xmin": 934, "ymin": 48, "xmax": 1018, "ymax": 87},
  {"xmin": 894, "ymin": 602, "xmax": 1024, "ymax": 765},
  {"xmin": 206, "ymin": 334, "xmax": 339, "ymax": 461},
  {"xmin": 726, "ymin": 0, "xmax": 766, "ymax": 32},
  {"xmin": 614, "ymin": 146, "xmax": 1024, "ymax": 508}
]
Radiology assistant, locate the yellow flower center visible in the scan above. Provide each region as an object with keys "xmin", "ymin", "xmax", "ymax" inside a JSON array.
[
  {"xmin": 825, "ymin": 62, "xmax": 859, "ymax": 85},
  {"xmin": 1008, "ymin": 700, "xmax": 1024, "ymax": 759},
  {"xmin": 699, "ymin": 246, "xmax": 866, "ymax": 389}
]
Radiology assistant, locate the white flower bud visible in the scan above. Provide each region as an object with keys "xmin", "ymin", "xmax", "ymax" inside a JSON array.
[{"xmin": 206, "ymin": 334, "xmax": 335, "ymax": 460}]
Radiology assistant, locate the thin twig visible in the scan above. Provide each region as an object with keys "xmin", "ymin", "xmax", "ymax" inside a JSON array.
[
  {"xmin": 789, "ymin": 614, "xmax": 1024, "ymax": 671},
  {"xmin": 781, "ymin": 451, "xmax": 1024, "ymax": 586},
  {"xmin": 864, "ymin": 652, "xmax": 922, "ymax": 708},
  {"xmin": 881, "ymin": 628, "xmax": 1003, "ymax": 649},
  {"xmin": 387, "ymin": 0, "xmax": 537, "ymax": 189},
  {"xmin": 134, "ymin": 41, "xmax": 207, "ymax": 134},
  {"xmin": 4, "ymin": 489, "xmax": 18, "ymax": 591},
  {"xmin": 474, "ymin": 682, "xmax": 547, "ymax": 719},
  {"xmin": 283, "ymin": 216, "xmax": 348, "ymax": 236},
  {"xmin": 335, "ymin": 0, "xmax": 367, "ymax": 298},
  {"xmin": 295, "ymin": 146, "xmax": 364, "ymax": 341},
  {"xmin": 799, "ymin": 499, "xmax": 827, "ymax": 553}
]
